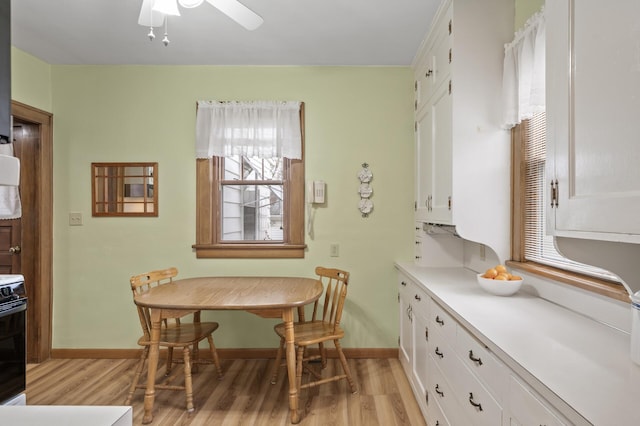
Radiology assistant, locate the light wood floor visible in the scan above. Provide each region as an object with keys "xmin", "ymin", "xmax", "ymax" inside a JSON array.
[{"xmin": 26, "ymin": 357, "xmax": 427, "ymax": 426}]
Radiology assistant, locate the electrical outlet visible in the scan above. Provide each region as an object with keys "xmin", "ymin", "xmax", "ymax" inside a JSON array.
[
  {"xmin": 330, "ymin": 243, "xmax": 339, "ymax": 257},
  {"xmin": 69, "ymin": 212, "xmax": 83, "ymax": 226}
]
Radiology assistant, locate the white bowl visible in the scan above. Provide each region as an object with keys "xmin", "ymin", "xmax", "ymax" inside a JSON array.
[{"xmin": 476, "ymin": 273, "xmax": 523, "ymax": 296}]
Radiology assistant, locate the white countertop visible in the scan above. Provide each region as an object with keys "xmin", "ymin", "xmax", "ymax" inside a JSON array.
[{"xmin": 395, "ymin": 262, "xmax": 640, "ymax": 426}]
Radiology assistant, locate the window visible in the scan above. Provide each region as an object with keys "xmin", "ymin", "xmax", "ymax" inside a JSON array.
[
  {"xmin": 193, "ymin": 102, "xmax": 305, "ymax": 258},
  {"xmin": 510, "ymin": 112, "xmax": 627, "ymax": 302},
  {"xmin": 220, "ymin": 156, "xmax": 284, "ymax": 242}
]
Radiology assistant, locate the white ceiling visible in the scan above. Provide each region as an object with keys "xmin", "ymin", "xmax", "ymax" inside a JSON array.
[{"xmin": 10, "ymin": 0, "xmax": 441, "ymax": 66}]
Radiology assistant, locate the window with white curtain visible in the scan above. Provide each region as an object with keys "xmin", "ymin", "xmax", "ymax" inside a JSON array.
[
  {"xmin": 505, "ymin": 9, "xmax": 623, "ymax": 298},
  {"xmin": 192, "ymin": 101, "xmax": 306, "ymax": 259}
]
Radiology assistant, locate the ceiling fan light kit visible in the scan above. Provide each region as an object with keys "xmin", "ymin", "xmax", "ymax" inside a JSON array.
[
  {"xmin": 178, "ymin": 0, "xmax": 205, "ymax": 8},
  {"xmin": 138, "ymin": 0, "xmax": 263, "ymax": 47}
]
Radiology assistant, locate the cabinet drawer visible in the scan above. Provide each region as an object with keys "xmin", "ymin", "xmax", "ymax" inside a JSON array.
[
  {"xmin": 508, "ymin": 375, "xmax": 566, "ymax": 426},
  {"xmin": 430, "ymin": 299, "xmax": 456, "ymax": 342},
  {"xmin": 455, "ymin": 324, "xmax": 508, "ymax": 400},
  {"xmin": 426, "ymin": 385, "xmax": 451, "ymax": 426},
  {"xmin": 448, "ymin": 354, "xmax": 503, "ymax": 426},
  {"xmin": 428, "ymin": 322, "xmax": 456, "ymax": 378},
  {"xmin": 428, "ymin": 355, "xmax": 469, "ymax": 426}
]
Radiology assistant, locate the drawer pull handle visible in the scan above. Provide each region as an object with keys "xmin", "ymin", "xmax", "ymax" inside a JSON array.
[
  {"xmin": 434, "ymin": 347, "xmax": 444, "ymax": 358},
  {"xmin": 468, "ymin": 393, "xmax": 483, "ymax": 411},
  {"xmin": 435, "ymin": 315, "xmax": 444, "ymax": 326},
  {"xmin": 435, "ymin": 384, "xmax": 444, "ymax": 397},
  {"xmin": 468, "ymin": 350, "xmax": 483, "ymax": 365},
  {"xmin": 414, "ymin": 294, "xmax": 421, "ymax": 301}
]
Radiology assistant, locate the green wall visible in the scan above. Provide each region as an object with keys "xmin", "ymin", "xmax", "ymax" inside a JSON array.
[
  {"xmin": 515, "ymin": 0, "xmax": 544, "ymax": 30},
  {"xmin": 13, "ymin": 58, "xmax": 415, "ymax": 349},
  {"xmin": 11, "ymin": 48, "xmax": 51, "ymax": 111}
]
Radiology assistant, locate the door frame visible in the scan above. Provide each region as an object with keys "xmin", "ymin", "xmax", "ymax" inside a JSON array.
[{"xmin": 12, "ymin": 100, "xmax": 53, "ymax": 363}]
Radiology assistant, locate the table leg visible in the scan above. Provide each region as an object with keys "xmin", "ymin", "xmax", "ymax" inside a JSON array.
[
  {"xmin": 142, "ymin": 309, "xmax": 162, "ymax": 424},
  {"xmin": 283, "ymin": 307, "xmax": 300, "ymax": 424}
]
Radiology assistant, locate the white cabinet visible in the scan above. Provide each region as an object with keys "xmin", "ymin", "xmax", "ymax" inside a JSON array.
[
  {"xmin": 546, "ymin": 0, "xmax": 640, "ymax": 243},
  {"xmin": 412, "ymin": 0, "xmax": 513, "ymax": 261},
  {"xmin": 398, "ymin": 273, "xmax": 430, "ymax": 416},
  {"xmin": 507, "ymin": 375, "xmax": 566, "ymax": 426},
  {"xmin": 429, "ymin": 299, "xmax": 503, "ymax": 426},
  {"xmin": 415, "ymin": 83, "xmax": 453, "ymax": 224},
  {"xmin": 397, "ymin": 270, "xmax": 570, "ymax": 426}
]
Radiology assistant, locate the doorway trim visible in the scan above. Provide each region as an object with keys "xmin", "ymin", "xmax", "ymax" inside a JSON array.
[{"xmin": 12, "ymin": 100, "xmax": 53, "ymax": 363}]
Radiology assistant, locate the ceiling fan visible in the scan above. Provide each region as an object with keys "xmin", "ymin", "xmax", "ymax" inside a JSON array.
[{"xmin": 138, "ymin": 0, "xmax": 264, "ymax": 46}]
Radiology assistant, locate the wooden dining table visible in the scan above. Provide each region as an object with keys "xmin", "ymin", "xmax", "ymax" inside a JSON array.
[{"xmin": 133, "ymin": 276, "xmax": 323, "ymax": 424}]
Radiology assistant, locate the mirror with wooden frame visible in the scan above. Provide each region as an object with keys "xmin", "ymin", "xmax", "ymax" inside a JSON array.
[{"xmin": 91, "ymin": 162, "xmax": 157, "ymax": 217}]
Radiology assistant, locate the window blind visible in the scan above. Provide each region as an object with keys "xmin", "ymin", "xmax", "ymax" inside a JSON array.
[{"xmin": 523, "ymin": 112, "xmax": 620, "ymax": 282}]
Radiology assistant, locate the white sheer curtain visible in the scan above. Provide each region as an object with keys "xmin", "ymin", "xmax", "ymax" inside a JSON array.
[
  {"xmin": 195, "ymin": 100, "xmax": 302, "ymax": 159},
  {"xmin": 502, "ymin": 8, "xmax": 545, "ymax": 129}
]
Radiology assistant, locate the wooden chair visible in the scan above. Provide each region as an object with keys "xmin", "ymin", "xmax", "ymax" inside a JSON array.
[
  {"xmin": 124, "ymin": 267, "xmax": 223, "ymax": 410},
  {"xmin": 269, "ymin": 266, "xmax": 357, "ymax": 394}
]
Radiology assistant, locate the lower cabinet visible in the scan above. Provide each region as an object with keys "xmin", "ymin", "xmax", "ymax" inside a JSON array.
[
  {"xmin": 398, "ymin": 275, "xmax": 430, "ymax": 416},
  {"xmin": 398, "ymin": 271, "xmax": 569, "ymax": 426},
  {"xmin": 507, "ymin": 375, "xmax": 567, "ymax": 426}
]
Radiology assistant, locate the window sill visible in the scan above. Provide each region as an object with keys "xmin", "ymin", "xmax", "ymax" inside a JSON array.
[
  {"xmin": 192, "ymin": 243, "xmax": 306, "ymax": 259},
  {"xmin": 506, "ymin": 260, "xmax": 630, "ymax": 303}
]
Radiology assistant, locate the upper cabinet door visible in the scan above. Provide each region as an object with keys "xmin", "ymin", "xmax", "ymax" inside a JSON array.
[{"xmin": 547, "ymin": 0, "xmax": 640, "ymax": 243}]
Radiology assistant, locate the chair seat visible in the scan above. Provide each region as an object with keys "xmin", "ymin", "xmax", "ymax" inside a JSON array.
[
  {"xmin": 138, "ymin": 321, "xmax": 220, "ymax": 348},
  {"xmin": 274, "ymin": 320, "xmax": 344, "ymax": 346}
]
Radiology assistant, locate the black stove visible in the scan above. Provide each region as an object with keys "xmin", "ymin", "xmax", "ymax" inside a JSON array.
[
  {"xmin": 0, "ymin": 274, "xmax": 27, "ymax": 405},
  {"xmin": 0, "ymin": 275, "xmax": 26, "ymax": 313}
]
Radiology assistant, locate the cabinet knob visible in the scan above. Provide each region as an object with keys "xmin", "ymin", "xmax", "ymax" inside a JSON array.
[
  {"xmin": 426, "ymin": 69, "xmax": 433, "ymax": 77},
  {"xmin": 435, "ymin": 384, "xmax": 444, "ymax": 397},
  {"xmin": 414, "ymin": 294, "xmax": 421, "ymax": 301},
  {"xmin": 435, "ymin": 315, "xmax": 444, "ymax": 326},
  {"xmin": 434, "ymin": 347, "xmax": 444, "ymax": 358}
]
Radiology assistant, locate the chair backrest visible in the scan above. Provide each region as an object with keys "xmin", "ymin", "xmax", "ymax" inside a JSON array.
[
  {"xmin": 129, "ymin": 267, "xmax": 179, "ymax": 339},
  {"xmin": 312, "ymin": 267, "xmax": 350, "ymax": 331}
]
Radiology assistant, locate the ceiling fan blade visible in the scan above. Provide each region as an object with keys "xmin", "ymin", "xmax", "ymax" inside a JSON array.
[
  {"xmin": 138, "ymin": 0, "xmax": 166, "ymax": 27},
  {"xmin": 205, "ymin": 0, "xmax": 264, "ymax": 31}
]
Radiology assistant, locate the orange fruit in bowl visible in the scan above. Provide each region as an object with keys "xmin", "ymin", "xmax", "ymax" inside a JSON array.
[
  {"xmin": 495, "ymin": 265, "xmax": 508, "ymax": 274},
  {"xmin": 483, "ymin": 268, "xmax": 498, "ymax": 279},
  {"xmin": 494, "ymin": 274, "xmax": 509, "ymax": 281},
  {"xmin": 510, "ymin": 275, "xmax": 522, "ymax": 281}
]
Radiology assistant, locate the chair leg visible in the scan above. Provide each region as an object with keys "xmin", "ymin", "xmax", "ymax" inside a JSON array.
[
  {"xmin": 192, "ymin": 342, "xmax": 200, "ymax": 374},
  {"xmin": 125, "ymin": 346, "xmax": 148, "ymax": 405},
  {"xmin": 334, "ymin": 340, "xmax": 357, "ymax": 393},
  {"xmin": 165, "ymin": 347, "xmax": 174, "ymax": 376},
  {"xmin": 318, "ymin": 342, "xmax": 327, "ymax": 369},
  {"xmin": 296, "ymin": 345, "xmax": 306, "ymax": 394},
  {"xmin": 183, "ymin": 346, "xmax": 195, "ymax": 412},
  {"xmin": 269, "ymin": 337, "xmax": 285, "ymax": 384},
  {"xmin": 207, "ymin": 334, "xmax": 224, "ymax": 379}
]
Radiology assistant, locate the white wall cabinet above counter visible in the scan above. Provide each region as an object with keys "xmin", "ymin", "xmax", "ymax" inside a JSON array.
[
  {"xmin": 396, "ymin": 262, "xmax": 640, "ymax": 426},
  {"xmin": 546, "ymin": 0, "xmax": 640, "ymax": 244},
  {"xmin": 412, "ymin": 0, "xmax": 514, "ymax": 262}
]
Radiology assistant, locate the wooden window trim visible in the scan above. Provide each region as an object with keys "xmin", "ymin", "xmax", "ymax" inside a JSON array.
[
  {"xmin": 193, "ymin": 105, "xmax": 306, "ymax": 258},
  {"xmin": 510, "ymin": 122, "xmax": 629, "ymax": 304}
]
